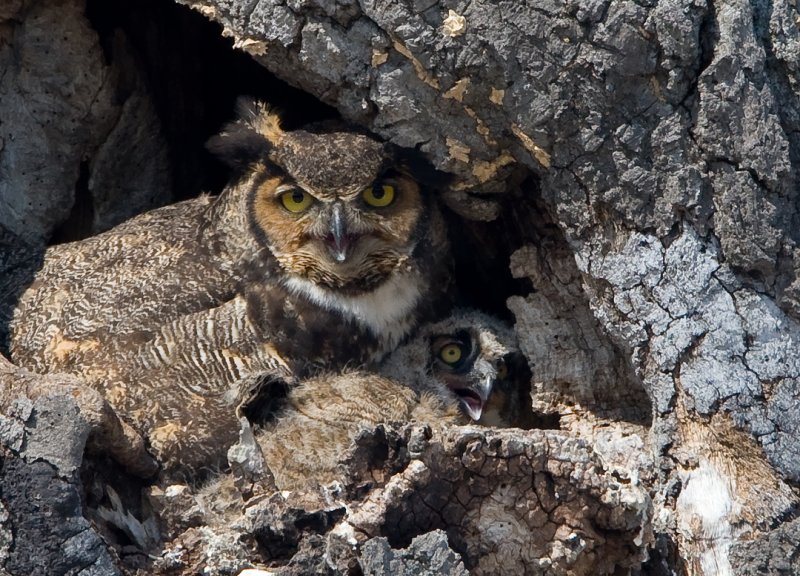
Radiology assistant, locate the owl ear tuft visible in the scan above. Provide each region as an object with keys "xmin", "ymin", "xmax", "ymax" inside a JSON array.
[{"xmin": 206, "ymin": 97, "xmax": 285, "ymax": 174}]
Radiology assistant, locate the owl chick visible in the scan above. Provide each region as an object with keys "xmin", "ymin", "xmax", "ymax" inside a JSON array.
[
  {"xmin": 89, "ymin": 312, "xmax": 530, "ymax": 561},
  {"xmin": 379, "ymin": 308, "xmax": 529, "ymax": 426},
  {"xmin": 173, "ymin": 310, "xmax": 525, "ymax": 556},
  {"xmin": 2, "ymin": 98, "xmax": 451, "ymax": 380},
  {"xmin": 253, "ymin": 309, "xmax": 528, "ymax": 491}
]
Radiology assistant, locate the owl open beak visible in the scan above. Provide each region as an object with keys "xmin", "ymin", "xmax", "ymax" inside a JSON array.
[
  {"xmin": 325, "ymin": 203, "xmax": 350, "ymax": 262},
  {"xmin": 453, "ymin": 376, "xmax": 493, "ymax": 421}
]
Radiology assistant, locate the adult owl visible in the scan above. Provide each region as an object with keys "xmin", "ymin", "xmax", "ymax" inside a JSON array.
[{"xmin": 1, "ymin": 98, "xmax": 451, "ymax": 380}]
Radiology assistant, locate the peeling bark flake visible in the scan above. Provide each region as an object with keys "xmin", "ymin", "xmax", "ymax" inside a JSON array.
[
  {"xmin": 442, "ymin": 10, "xmax": 467, "ymax": 38},
  {"xmin": 446, "ymin": 138, "xmax": 471, "ymax": 163},
  {"xmin": 511, "ymin": 124, "xmax": 551, "ymax": 168}
]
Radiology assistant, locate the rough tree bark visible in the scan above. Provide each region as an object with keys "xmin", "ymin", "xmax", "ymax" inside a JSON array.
[
  {"xmin": 0, "ymin": 0, "xmax": 171, "ymax": 246},
  {"xmin": 2, "ymin": 0, "xmax": 800, "ymax": 574}
]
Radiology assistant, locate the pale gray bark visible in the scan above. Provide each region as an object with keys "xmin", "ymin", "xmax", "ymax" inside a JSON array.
[
  {"xmin": 2, "ymin": 0, "xmax": 800, "ymax": 574},
  {"xmin": 0, "ymin": 0, "xmax": 170, "ymax": 246}
]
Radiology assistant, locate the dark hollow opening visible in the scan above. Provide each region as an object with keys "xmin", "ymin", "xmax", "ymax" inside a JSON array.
[
  {"xmin": 84, "ymin": 0, "xmax": 337, "ymax": 206},
  {"xmin": 6, "ymin": 0, "xmax": 653, "ymax": 434}
]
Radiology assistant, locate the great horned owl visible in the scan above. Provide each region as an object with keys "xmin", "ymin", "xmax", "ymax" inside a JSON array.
[
  {"xmin": 379, "ymin": 308, "xmax": 530, "ymax": 426},
  {"xmin": 1, "ymin": 101, "xmax": 453, "ymax": 481},
  {"xmin": 87, "ymin": 310, "xmax": 528, "ymax": 553},
  {"xmin": 2, "ymin": 98, "xmax": 451, "ymax": 379},
  {"xmin": 89, "ymin": 307, "xmax": 526, "ymax": 482},
  {"xmin": 254, "ymin": 309, "xmax": 529, "ymax": 491}
]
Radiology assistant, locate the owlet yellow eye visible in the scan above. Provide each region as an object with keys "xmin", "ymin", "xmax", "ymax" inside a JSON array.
[
  {"xmin": 362, "ymin": 181, "xmax": 396, "ymax": 208},
  {"xmin": 280, "ymin": 188, "xmax": 314, "ymax": 213},
  {"xmin": 439, "ymin": 343, "xmax": 463, "ymax": 365},
  {"xmin": 496, "ymin": 359, "xmax": 509, "ymax": 380}
]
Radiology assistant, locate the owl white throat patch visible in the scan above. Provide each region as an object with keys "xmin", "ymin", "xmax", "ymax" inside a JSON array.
[{"xmin": 283, "ymin": 271, "xmax": 423, "ymax": 349}]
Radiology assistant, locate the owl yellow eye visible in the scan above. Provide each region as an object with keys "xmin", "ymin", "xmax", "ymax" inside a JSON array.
[
  {"xmin": 496, "ymin": 359, "xmax": 509, "ymax": 380},
  {"xmin": 280, "ymin": 188, "xmax": 314, "ymax": 213},
  {"xmin": 439, "ymin": 343, "xmax": 464, "ymax": 365},
  {"xmin": 362, "ymin": 181, "xmax": 396, "ymax": 208},
  {"xmin": 280, "ymin": 188, "xmax": 313, "ymax": 212}
]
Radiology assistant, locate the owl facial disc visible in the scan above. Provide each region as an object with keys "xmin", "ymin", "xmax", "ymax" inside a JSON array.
[{"xmin": 428, "ymin": 327, "xmax": 516, "ymax": 422}]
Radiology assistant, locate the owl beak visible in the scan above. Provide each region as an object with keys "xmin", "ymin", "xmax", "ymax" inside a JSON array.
[
  {"xmin": 454, "ymin": 376, "xmax": 493, "ymax": 422},
  {"xmin": 326, "ymin": 203, "xmax": 349, "ymax": 262}
]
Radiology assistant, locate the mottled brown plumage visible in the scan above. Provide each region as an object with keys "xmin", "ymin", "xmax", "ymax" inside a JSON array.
[
  {"xmin": 1, "ymin": 100, "xmax": 453, "ymax": 479},
  {"xmin": 85, "ymin": 310, "xmax": 528, "ymax": 558},
  {"xmin": 255, "ymin": 309, "xmax": 527, "ymax": 491}
]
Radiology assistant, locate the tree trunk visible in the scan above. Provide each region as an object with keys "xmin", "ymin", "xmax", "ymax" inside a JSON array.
[{"xmin": 2, "ymin": 0, "xmax": 800, "ymax": 574}]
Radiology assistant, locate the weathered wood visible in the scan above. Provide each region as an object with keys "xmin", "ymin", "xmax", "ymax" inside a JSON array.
[
  {"xmin": 0, "ymin": 0, "xmax": 170, "ymax": 246},
  {"xmin": 2, "ymin": 0, "xmax": 800, "ymax": 574}
]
